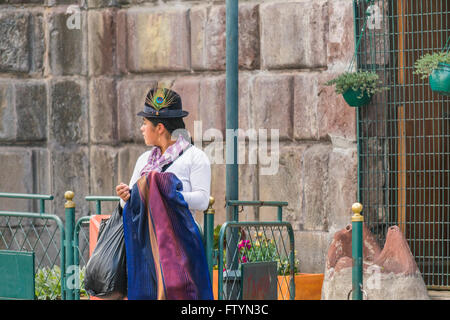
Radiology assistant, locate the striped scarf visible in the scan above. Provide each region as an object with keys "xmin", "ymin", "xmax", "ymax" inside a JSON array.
[{"xmin": 140, "ymin": 135, "xmax": 190, "ymax": 177}]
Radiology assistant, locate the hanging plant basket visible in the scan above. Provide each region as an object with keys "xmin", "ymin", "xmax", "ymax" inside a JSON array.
[
  {"xmin": 324, "ymin": 71, "xmax": 387, "ymax": 108},
  {"xmin": 429, "ymin": 62, "xmax": 450, "ymax": 96},
  {"xmin": 323, "ymin": 5, "xmax": 390, "ymax": 108},
  {"xmin": 342, "ymin": 88, "xmax": 373, "ymax": 107},
  {"xmin": 413, "ymin": 36, "xmax": 450, "ymax": 96}
]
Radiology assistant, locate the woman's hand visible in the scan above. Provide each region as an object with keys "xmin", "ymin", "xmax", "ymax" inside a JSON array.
[{"xmin": 116, "ymin": 183, "xmax": 131, "ymax": 202}]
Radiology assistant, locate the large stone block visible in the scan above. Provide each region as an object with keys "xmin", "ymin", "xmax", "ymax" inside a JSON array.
[
  {"xmin": 238, "ymin": 161, "xmax": 259, "ymax": 221},
  {"xmin": 30, "ymin": 12, "xmax": 45, "ymax": 74},
  {"xmin": 190, "ymin": 5, "xmax": 224, "ymax": 71},
  {"xmin": 50, "ymin": 147, "xmax": 90, "ymax": 219},
  {"xmin": 207, "ymin": 146, "xmax": 258, "ymax": 226},
  {"xmin": 326, "ymin": 146, "xmax": 358, "ymax": 233},
  {"xmin": 0, "ymin": 80, "xmax": 47, "ymax": 142},
  {"xmin": 327, "ymin": 0, "xmax": 354, "ymax": 72},
  {"xmin": 89, "ymin": 77, "xmax": 117, "ymax": 144},
  {"xmin": 0, "ymin": 11, "xmax": 43, "ymax": 73},
  {"xmin": 302, "ymin": 144, "xmax": 332, "ymax": 231},
  {"xmin": 294, "ymin": 230, "xmax": 330, "ymax": 273},
  {"xmin": 209, "ymin": 161, "xmax": 226, "ymax": 226},
  {"xmin": 0, "ymin": 11, "xmax": 29, "ymax": 72},
  {"xmin": 0, "ymin": 148, "xmax": 50, "ymax": 212},
  {"xmin": 293, "ymin": 72, "xmax": 320, "ymax": 140},
  {"xmin": 48, "ymin": 8, "xmax": 87, "ymax": 75},
  {"xmin": 190, "ymin": 4, "xmax": 259, "ymax": 71},
  {"xmin": 50, "ymin": 79, "xmax": 88, "ymax": 146},
  {"xmin": 259, "ymin": 144, "xmax": 307, "ymax": 225},
  {"xmin": 126, "ymin": 8, "xmax": 190, "ymax": 72},
  {"xmin": 116, "ymin": 79, "xmax": 157, "ymax": 142},
  {"xmin": 198, "ymin": 76, "xmax": 226, "ymax": 136},
  {"xmin": 116, "ymin": 9, "xmax": 127, "ymax": 74},
  {"xmin": 88, "ymin": 9, "xmax": 116, "ymax": 76},
  {"xmin": 117, "ymin": 145, "xmax": 149, "ymax": 185},
  {"xmin": 260, "ymin": 1, "xmax": 328, "ymax": 69},
  {"xmin": 0, "ymin": 82, "xmax": 15, "ymax": 141},
  {"xmin": 171, "ymin": 77, "xmax": 200, "ymax": 141},
  {"xmin": 236, "ymin": 73, "xmax": 252, "ymax": 140},
  {"xmin": 0, "ymin": 148, "xmax": 34, "ymax": 212},
  {"xmin": 90, "ymin": 146, "xmax": 119, "ymax": 213},
  {"xmin": 251, "ymin": 74, "xmax": 293, "ymax": 140},
  {"xmin": 90, "ymin": 146, "xmax": 118, "ymax": 195},
  {"xmin": 32, "ymin": 148, "xmax": 51, "ymax": 197},
  {"xmin": 15, "ymin": 81, "xmax": 47, "ymax": 141}
]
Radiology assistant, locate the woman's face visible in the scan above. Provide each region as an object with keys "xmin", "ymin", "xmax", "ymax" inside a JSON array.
[{"xmin": 141, "ymin": 118, "xmax": 159, "ymax": 146}]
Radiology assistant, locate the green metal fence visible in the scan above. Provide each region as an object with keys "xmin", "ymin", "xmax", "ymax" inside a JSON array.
[
  {"xmin": 0, "ymin": 192, "xmax": 218, "ymax": 300},
  {"xmin": 0, "ymin": 192, "xmax": 292, "ymax": 300},
  {"xmin": 217, "ymin": 201, "xmax": 296, "ymax": 300},
  {"xmin": 354, "ymin": 0, "xmax": 450, "ymax": 288},
  {"xmin": 0, "ymin": 192, "xmax": 66, "ymax": 300}
]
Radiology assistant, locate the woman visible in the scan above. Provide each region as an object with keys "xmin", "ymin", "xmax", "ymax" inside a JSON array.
[
  {"xmin": 116, "ymin": 87, "xmax": 213, "ymax": 300},
  {"xmin": 116, "ymin": 87, "xmax": 211, "ymax": 214}
]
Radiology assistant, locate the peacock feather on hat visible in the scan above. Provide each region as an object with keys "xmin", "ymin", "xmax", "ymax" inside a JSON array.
[{"xmin": 145, "ymin": 87, "xmax": 177, "ymax": 115}]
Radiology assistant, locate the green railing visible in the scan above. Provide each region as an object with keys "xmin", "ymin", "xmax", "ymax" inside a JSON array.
[
  {"xmin": 1, "ymin": 191, "xmax": 292, "ymax": 300},
  {"xmin": 0, "ymin": 192, "xmax": 124, "ymax": 300},
  {"xmin": 0, "ymin": 192, "xmax": 66, "ymax": 300},
  {"xmin": 217, "ymin": 200, "xmax": 296, "ymax": 300}
]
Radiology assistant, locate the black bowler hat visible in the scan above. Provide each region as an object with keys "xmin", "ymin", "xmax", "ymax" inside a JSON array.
[{"xmin": 137, "ymin": 87, "xmax": 189, "ymax": 118}]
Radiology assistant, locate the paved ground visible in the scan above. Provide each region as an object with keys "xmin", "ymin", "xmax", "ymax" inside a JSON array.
[{"xmin": 428, "ymin": 290, "xmax": 450, "ymax": 300}]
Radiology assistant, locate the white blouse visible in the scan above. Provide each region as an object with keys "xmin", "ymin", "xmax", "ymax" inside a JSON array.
[{"xmin": 120, "ymin": 145, "xmax": 211, "ymax": 213}]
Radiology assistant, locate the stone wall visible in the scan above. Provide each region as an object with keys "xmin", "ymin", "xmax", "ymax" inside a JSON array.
[{"xmin": 0, "ymin": 0, "xmax": 357, "ymax": 273}]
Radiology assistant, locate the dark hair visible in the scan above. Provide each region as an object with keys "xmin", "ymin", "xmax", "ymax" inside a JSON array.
[
  {"xmin": 147, "ymin": 117, "xmax": 192, "ymax": 143},
  {"xmin": 147, "ymin": 117, "xmax": 185, "ymax": 134}
]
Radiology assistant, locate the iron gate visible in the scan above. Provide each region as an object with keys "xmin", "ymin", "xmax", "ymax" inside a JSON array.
[{"xmin": 354, "ymin": 0, "xmax": 450, "ymax": 288}]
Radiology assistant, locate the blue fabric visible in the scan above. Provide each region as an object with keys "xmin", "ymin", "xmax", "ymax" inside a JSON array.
[{"xmin": 123, "ymin": 171, "xmax": 213, "ymax": 300}]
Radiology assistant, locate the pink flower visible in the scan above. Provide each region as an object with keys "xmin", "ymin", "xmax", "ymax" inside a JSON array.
[
  {"xmin": 241, "ymin": 255, "xmax": 248, "ymax": 263},
  {"xmin": 238, "ymin": 240, "xmax": 251, "ymax": 250}
]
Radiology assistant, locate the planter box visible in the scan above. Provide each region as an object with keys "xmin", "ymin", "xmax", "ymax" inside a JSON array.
[
  {"xmin": 277, "ymin": 273, "xmax": 324, "ymax": 300},
  {"xmin": 212, "ymin": 270, "xmax": 324, "ymax": 300}
]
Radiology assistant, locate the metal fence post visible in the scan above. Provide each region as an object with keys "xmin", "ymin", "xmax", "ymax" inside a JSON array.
[
  {"xmin": 64, "ymin": 191, "xmax": 76, "ymax": 300},
  {"xmin": 203, "ymin": 196, "xmax": 215, "ymax": 283},
  {"xmin": 351, "ymin": 202, "xmax": 363, "ymax": 300}
]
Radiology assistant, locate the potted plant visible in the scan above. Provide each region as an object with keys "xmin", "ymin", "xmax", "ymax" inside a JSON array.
[
  {"xmin": 414, "ymin": 51, "xmax": 450, "ymax": 96},
  {"xmin": 325, "ymin": 71, "xmax": 388, "ymax": 107}
]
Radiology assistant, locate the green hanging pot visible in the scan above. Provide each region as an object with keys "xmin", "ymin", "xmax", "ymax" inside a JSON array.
[
  {"xmin": 342, "ymin": 88, "xmax": 373, "ymax": 107},
  {"xmin": 429, "ymin": 62, "xmax": 450, "ymax": 96}
]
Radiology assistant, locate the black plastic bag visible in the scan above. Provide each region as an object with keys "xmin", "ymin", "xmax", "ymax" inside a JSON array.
[{"xmin": 84, "ymin": 204, "xmax": 127, "ymax": 298}]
